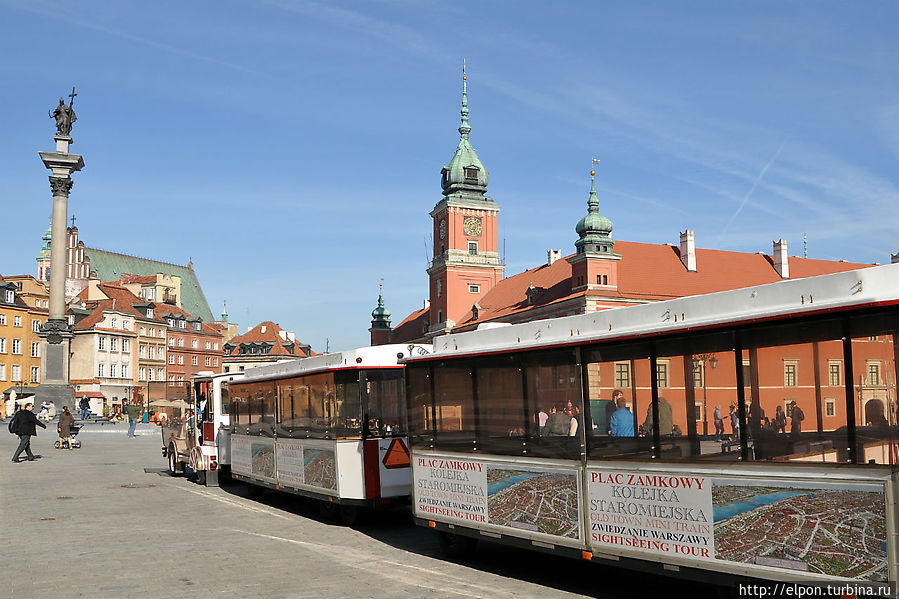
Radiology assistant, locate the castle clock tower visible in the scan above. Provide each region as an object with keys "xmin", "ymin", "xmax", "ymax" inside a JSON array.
[{"xmin": 427, "ymin": 67, "xmax": 503, "ymax": 335}]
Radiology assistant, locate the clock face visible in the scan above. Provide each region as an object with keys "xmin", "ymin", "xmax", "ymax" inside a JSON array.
[
  {"xmin": 463, "ymin": 217, "xmax": 482, "ymax": 237},
  {"xmin": 439, "ymin": 219, "xmax": 446, "ymax": 240}
]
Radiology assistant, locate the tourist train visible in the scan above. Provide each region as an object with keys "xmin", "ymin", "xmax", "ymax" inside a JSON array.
[{"xmin": 166, "ymin": 262, "xmax": 899, "ymax": 591}]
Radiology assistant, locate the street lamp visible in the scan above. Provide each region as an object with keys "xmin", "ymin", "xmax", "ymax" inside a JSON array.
[{"xmin": 694, "ymin": 354, "xmax": 718, "ymax": 437}]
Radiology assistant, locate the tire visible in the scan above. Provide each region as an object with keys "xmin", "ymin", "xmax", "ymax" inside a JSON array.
[
  {"xmin": 437, "ymin": 531, "xmax": 478, "ymax": 558},
  {"xmin": 168, "ymin": 445, "xmax": 181, "ymax": 475},
  {"xmin": 339, "ymin": 504, "xmax": 367, "ymax": 526},
  {"xmin": 54, "ymin": 440, "xmax": 60, "ymax": 449},
  {"xmin": 72, "ymin": 440, "xmax": 81, "ymax": 449},
  {"xmin": 246, "ymin": 481, "xmax": 264, "ymax": 498},
  {"xmin": 318, "ymin": 500, "xmax": 338, "ymax": 520}
]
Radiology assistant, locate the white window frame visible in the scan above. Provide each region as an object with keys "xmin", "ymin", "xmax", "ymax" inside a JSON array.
[
  {"xmin": 30, "ymin": 366, "xmax": 40, "ymax": 383},
  {"xmin": 12, "ymin": 339, "xmax": 21, "ymax": 355}
]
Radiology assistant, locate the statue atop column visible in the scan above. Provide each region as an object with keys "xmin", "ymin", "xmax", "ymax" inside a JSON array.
[{"xmin": 50, "ymin": 87, "xmax": 77, "ymax": 136}]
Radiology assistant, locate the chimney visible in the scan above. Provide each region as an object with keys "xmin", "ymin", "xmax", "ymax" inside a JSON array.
[
  {"xmin": 679, "ymin": 230, "xmax": 696, "ymax": 272},
  {"xmin": 547, "ymin": 249, "xmax": 561, "ymax": 266},
  {"xmin": 892, "ymin": 253, "xmax": 899, "ymax": 264},
  {"xmin": 423, "ymin": 299, "xmax": 430, "ymax": 310},
  {"xmin": 773, "ymin": 239, "xmax": 789, "ymax": 278},
  {"xmin": 260, "ymin": 325, "xmax": 266, "ymax": 333},
  {"xmin": 278, "ymin": 330, "xmax": 286, "ymax": 341}
]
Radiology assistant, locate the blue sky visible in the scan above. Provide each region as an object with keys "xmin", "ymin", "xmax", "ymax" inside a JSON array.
[{"xmin": 2, "ymin": 1, "xmax": 898, "ymax": 352}]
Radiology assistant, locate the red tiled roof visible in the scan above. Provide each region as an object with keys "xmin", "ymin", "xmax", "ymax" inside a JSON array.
[
  {"xmin": 72, "ymin": 300, "xmax": 113, "ymax": 330},
  {"xmin": 225, "ymin": 321, "xmax": 315, "ymax": 357},
  {"xmin": 390, "ymin": 307, "xmax": 429, "ymax": 343},
  {"xmin": 393, "ymin": 240, "xmax": 875, "ymax": 340}
]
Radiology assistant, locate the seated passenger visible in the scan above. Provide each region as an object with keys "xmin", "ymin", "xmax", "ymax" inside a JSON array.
[
  {"xmin": 643, "ymin": 397, "xmax": 673, "ymax": 436},
  {"xmin": 609, "ymin": 395, "xmax": 635, "ymax": 438},
  {"xmin": 545, "ymin": 403, "xmax": 572, "ymax": 436}
]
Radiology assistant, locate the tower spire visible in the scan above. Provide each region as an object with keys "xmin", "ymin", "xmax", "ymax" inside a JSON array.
[
  {"xmin": 588, "ymin": 158, "xmax": 600, "ymax": 214},
  {"xmin": 459, "ymin": 59, "xmax": 470, "ymax": 138}
]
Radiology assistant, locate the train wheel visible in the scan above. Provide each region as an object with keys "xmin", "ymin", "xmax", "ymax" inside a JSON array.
[
  {"xmin": 437, "ymin": 531, "xmax": 478, "ymax": 558},
  {"xmin": 339, "ymin": 504, "xmax": 366, "ymax": 526},
  {"xmin": 318, "ymin": 500, "xmax": 338, "ymax": 520},
  {"xmin": 168, "ymin": 445, "xmax": 181, "ymax": 475}
]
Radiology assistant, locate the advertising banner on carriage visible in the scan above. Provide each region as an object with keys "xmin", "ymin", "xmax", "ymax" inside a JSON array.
[
  {"xmin": 231, "ymin": 435, "xmax": 276, "ymax": 482},
  {"xmin": 275, "ymin": 440, "xmax": 337, "ymax": 492},
  {"xmin": 586, "ymin": 467, "xmax": 890, "ymax": 582},
  {"xmin": 231, "ymin": 435, "xmax": 252, "ymax": 475},
  {"xmin": 414, "ymin": 455, "xmax": 582, "ymax": 543}
]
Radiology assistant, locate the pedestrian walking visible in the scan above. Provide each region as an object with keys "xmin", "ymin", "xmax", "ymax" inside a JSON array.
[
  {"xmin": 729, "ymin": 404, "xmax": 740, "ymax": 441},
  {"xmin": 789, "ymin": 401, "xmax": 804, "ymax": 436},
  {"xmin": 713, "ymin": 405, "xmax": 724, "ymax": 441},
  {"xmin": 10, "ymin": 402, "xmax": 47, "ymax": 462},
  {"xmin": 79, "ymin": 396, "xmax": 90, "ymax": 420},
  {"xmin": 125, "ymin": 400, "xmax": 141, "ymax": 437},
  {"xmin": 57, "ymin": 405, "xmax": 75, "ymax": 450}
]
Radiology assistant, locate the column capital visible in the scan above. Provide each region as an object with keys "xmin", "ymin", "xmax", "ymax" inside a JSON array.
[{"xmin": 49, "ymin": 176, "xmax": 73, "ymax": 196}]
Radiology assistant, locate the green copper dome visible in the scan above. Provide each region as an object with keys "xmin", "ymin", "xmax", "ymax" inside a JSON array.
[
  {"xmin": 574, "ymin": 173, "xmax": 615, "ymax": 254},
  {"xmin": 38, "ymin": 224, "xmax": 52, "ymax": 260},
  {"xmin": 441, "ymin": 71, "xmax": 489, "ymax": 194},
  {"xmin": 371, "ymin": 288, "xmax": 391, "ymax": 329}
]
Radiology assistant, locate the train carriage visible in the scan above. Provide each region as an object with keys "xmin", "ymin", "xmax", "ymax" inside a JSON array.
[
  {"xmin": 403, "ymin": 263, "xmax": 899, "ymax": 592},
  {"xmin": 228, "ymin": 343, "xmax": 430, "ymax": 523}
]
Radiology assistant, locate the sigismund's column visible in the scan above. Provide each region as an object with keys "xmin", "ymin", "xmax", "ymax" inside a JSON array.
[{"xmin": 36, "ymin": 93, "xmax": 84, "ymax": 411}]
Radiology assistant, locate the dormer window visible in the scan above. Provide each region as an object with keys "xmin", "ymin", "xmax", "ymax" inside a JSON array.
[
  {"xmin": 5, "ymin": 290, "xmax": 13, "ymax": 303},
  {"xmin": 147, "ymin": 308, "xmax": 154, "ymax": 319},
  {"xmin": 179, "ymin": 320, "xmax": 185, "ymax": 329},
  {"xmin": 464, "ymin": 167, "xmax": 478, "ymax": 181},
  {"xmin": 167, "ymin": 318, "xmax": 175, "ymax": 327}
]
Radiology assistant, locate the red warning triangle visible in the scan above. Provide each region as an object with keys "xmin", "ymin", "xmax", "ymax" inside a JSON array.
[{"xmin": 382, "ymin": 438, "xmax": 410, "ymax": 469}]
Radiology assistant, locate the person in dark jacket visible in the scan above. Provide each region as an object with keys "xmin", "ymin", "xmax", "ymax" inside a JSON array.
[
  {"xmin": 57, "ymin": 405, "xmax": 76, "ymax": 450},
  {"xmin": 11, "ymin": 403, "xmax": 47, "ymax": 462}
]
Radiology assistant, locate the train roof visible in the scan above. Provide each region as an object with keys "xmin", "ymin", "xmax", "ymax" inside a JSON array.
[
  {"xmin": 236, "ymin": 343, "xmax": 432, "ymax": 383},
  {"xmin": 405, "ymin": 262, "xmax": 899, "ymax": 362}
]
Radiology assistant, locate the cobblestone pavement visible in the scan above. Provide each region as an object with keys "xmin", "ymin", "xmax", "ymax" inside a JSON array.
[{"xmin": 0, "ymin": 421, "xmax": 711, "ymax": 598}]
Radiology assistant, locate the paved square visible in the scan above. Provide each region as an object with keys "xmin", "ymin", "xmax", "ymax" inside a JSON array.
[{"xmin": 1, "ymin": 421, "xmax": 693, "ymax": 598}]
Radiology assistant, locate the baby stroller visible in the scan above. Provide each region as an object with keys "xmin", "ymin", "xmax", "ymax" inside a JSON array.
[{"xmin": 54, "ymin": 425, "xmax": 82, "ymax": 450}]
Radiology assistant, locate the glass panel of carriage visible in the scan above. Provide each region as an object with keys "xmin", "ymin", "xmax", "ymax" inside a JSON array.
[
  {"xmin": 407, "ymin": 308, "xmax": 898, "ymax": 584},
  {"xmin": 230, "ymin": 369, "xmax": 406, "ymax": 439}
]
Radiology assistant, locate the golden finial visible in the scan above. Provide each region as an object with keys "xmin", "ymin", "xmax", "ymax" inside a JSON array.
[
  {"xmin": 463, "ymin": 58, "xmax": 467, "ymax": 81},
  {"xmin": 591, "ymin": 157, "xmax": 599, "ymax": 177}
]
